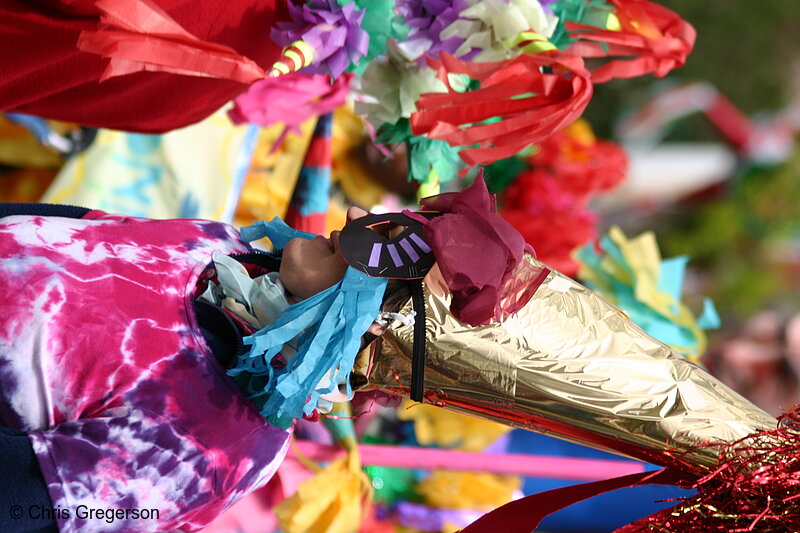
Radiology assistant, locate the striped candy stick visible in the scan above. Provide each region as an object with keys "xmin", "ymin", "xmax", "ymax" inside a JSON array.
[
  {"xmin": 270, "ymin": 40, "xmax": 316, "ymax": 77},
  {"xmin": 284, "ymin": 112, "xmax": 333, "ymax": 235}
]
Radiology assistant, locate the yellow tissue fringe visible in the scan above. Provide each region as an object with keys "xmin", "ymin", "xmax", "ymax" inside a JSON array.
[
  {"xmin": 417, "ymin": 471, "xmax": 521, "ymax": 511},
  {"xmin": 577, "ymin": 225, "xmax": 710, "ymax": 360},
  {"xmin": 275, "ymin": 439, "xmax": 372, "ymax": 533},
  {"xmin": 397, "ymin": 400, "xmax": 510, "ymax": 453}
]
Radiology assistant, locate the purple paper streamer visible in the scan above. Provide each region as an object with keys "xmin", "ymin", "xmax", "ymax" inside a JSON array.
[
  {"xmin": 270, "ymin": 0, "xmax": 369, "ymax": 78},
  {"xmin": 395, "ymin": 0, "xmax": 470, "ymax": 61}
]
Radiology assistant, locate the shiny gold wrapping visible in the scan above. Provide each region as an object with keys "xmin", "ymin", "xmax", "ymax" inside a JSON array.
[{"xmin": 357, "ymin": 255, "xmax": 777, "ymax": 474}]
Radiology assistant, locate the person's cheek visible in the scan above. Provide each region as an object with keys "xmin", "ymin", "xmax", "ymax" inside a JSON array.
[
  {"xmin": 279, "ymin": 239, "xmax": 309, "ymax": 296},
  {"xmin": 320, "ymin": 255, "xmax": 349, "ymax": 289}
]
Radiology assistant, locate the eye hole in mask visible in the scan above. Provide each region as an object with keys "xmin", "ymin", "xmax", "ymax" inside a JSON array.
[
  {"xmin": 366, "ymin": 221, "xmax": 408, "ymax": 239},
  {"xmin": 339, "ymin": 212, "xmax": 435, "ymax": 279}
]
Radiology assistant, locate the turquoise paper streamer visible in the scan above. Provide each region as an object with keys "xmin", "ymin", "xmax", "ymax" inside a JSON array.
[
  {"xmin": 240, "ymin": 217, "xmax": 315, "ymax": 249},
  {"xmin": 577, "ymin": 236, "xmax": 720, "ymax": 357},
  {"xmin": 230, "ymin": 267, "xmax": 387, "ymax": 429}
]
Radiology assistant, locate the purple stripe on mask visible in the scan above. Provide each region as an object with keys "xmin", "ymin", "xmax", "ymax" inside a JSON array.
[
  {"xmin": 387, "ymin": 244, "xmax": 403, "ymax": 267},
  {"xmin": 409, "ymin": 233, "xmax": 431, "ymax": 253},
  {"xmin": 399, "ymin": 237, "xmax": 420, "ymax": 263},
  {"xmin": 368, "ymin": 243, "xmax": 383, "ymax": 268}
]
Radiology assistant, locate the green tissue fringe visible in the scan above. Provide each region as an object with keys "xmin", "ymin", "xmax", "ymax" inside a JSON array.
[
  {"xmin": 339, "ymin": 0, "xmax": 409, "ymax": 75},
  {"xmin": 550, "ymin": 0, "xmax": 614, "ymax": 50},
  {"xmin": 376, "ymin": 119, "xmax": 462, "ymax": 184}
]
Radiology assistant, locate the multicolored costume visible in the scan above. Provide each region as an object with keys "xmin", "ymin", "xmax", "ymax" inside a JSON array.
[{"xmin": 0, "ymin": 210, "xmax": 290, "ymax": 532}]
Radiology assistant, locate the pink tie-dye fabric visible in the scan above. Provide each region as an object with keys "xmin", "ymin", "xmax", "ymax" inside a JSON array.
[{"xmin": 0, "ymin": 211, "xmax": 291, "ymax": 532}]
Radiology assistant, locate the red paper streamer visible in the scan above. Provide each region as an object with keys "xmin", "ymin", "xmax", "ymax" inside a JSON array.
[
  {"xmin": 409, "ymin": 51, "xmax": 593, "ymax": 167},
  {"xmin": 77, "ymin": 0, "xmax": 267, "ymax": 84},
  {"xmin": 460, "ymin": 467, "xmax": 691, "ymax": 533},
  {"xmin": 565, "ymin": 0, "xmax": 696, "ymax": 83},
  {"xmin": 499, "ymin": 123, "xmax": 628, "ymax": 276}
]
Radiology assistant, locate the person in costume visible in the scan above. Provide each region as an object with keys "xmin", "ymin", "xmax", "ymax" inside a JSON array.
[
  {"xmin": 0, "ymin": 175, "xmax": 787, "ymax": 533},
  {"xmin": 0, "ymin": 193, "xmax": 451, "ymax": 532},
  {"xmin": 0, "ymin": 202, "xmax": 290, "ymax": 533}
]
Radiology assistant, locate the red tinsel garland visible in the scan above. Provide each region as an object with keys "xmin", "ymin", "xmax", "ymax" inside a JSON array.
[{"xmin": 617, "ymin": 407, "xmax": 800, "ymax": 533}]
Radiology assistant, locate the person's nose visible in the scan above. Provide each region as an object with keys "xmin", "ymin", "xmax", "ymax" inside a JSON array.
[{"xmin": 346, "ymin": 206, "xmax": 369, "ymax": 223}]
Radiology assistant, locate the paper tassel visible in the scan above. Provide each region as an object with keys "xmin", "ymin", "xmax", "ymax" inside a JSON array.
[
  {"xmin": 548, "ymin": 0, "xmax": 617, "ymax": 50},
  {"xmin": 230, "ymin": 267, "xmax": 386, "ymax": 429},
  {"xmin": 410, "ymin": 51, "xmax": 593, "ymax": 167},
  {"xmin": 577, "ymin": 225, "xmax": 720, "ymax": 361},
  {"xmin": 77, "ymin": 0, "xmax": 266, "ymax": 84},
  {"xmin": 275, "ymin": 437, "xmax": 371, "ymax": 533},
  {"xmin": 564, "ymin": 0, "xmax": 696, "ymax": 83}
]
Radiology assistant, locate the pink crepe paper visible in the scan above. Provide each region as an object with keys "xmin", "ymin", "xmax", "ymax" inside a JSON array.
[{"xmin": 228, "ymin": 72, "xmax": 351, "ymax": 141}]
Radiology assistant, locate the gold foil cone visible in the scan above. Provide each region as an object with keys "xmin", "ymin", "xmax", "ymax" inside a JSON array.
[{"xmin": 356, "ymin": 255, "xmax": 777, "ymax": 474}]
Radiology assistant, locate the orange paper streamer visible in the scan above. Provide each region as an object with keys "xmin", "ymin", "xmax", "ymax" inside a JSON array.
[
  {"xmin": 409, "ymin": 51, "xmax": 593, "ymax": 167},
  {"xmin": 77, "ymin": 0, "xmax": 267, "ymax": 84},
  {"xmin": 565, "ymin": 0, "xmax": 695, "ymax": 83}
]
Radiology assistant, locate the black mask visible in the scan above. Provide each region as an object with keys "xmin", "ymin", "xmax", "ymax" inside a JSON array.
[{"xmin": 339, "ymin": 212, "xmax": 436, "ymax": 279}]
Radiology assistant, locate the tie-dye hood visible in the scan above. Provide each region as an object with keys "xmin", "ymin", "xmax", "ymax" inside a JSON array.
[{"xmin": 0, "ymin": 211, "xmax": 290, "ymax": 532}]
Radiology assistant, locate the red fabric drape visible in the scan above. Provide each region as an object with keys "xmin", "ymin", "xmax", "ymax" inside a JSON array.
[{"xmin": 0, "ymin": 0, "xmax": 286, "ymax": 132}]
